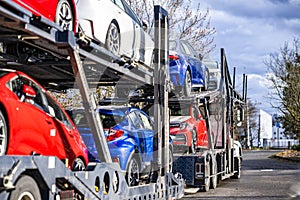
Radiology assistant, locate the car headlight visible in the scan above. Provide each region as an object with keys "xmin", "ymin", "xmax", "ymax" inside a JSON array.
[{"xmin": 180, "ymin": 122, "xmax": 188, "ymax": 130}]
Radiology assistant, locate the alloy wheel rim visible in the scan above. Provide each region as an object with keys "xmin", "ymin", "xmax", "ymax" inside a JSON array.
[{"xmin": 56, "ymin": 1, "xmax": 73, "ymax": 31}]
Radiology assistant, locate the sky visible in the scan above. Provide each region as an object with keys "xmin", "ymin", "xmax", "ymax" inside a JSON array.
[{"xmin": 198, "ymin": 0, "xmax": 300, "ymax": 115}]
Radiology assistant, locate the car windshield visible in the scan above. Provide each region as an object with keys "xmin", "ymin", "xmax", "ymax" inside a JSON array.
[
  {"xmin": 100, "ymin": 113, "xmax": 124, "ymax": 129},
  {"xmin": 70, "ymin": 110, "xmax": 124, "ymax": 129},
  {"xmin": 169, "ymin": 104, "xmax": 190, "ymax": 116}
]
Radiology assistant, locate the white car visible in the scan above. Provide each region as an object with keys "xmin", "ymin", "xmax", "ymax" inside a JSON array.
[
  {"xmin": 76, "ymin": 0, "xmax": 154, "ymax": 68},
  {"xmin": 202, "ymin": 60, "xmax": 221, "ymax": 90}
]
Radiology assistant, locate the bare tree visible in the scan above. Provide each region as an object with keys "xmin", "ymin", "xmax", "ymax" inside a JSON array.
[
  {"xmin": 126, "ymin": 0, "xmax": 216, "ymax": 57},
  {"xmin": 265, "ymin": 38, "xmax": 300, "ymax": 142},
  {"xmin": 237, "ymin": 99, "xmax": 258, "ymax": 148}
]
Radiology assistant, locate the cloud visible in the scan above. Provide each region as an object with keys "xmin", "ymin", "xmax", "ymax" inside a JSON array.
[{"xmin": 198, "ymin": 0, "xmax": 300, "ymax": 114}]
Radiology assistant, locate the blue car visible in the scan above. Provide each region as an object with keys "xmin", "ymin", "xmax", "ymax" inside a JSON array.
[
  {"xmin": 169, "ymin": 39, "xmax": 209, "ymax": 96},
  {"xmin": 69, "ymin": 106, "xmax": 167, "ymax": 186}
]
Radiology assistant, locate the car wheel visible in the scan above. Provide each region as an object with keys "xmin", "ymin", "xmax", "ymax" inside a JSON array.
[
  {"xmin": 55, "ymin": 0, "xmax": 74, "ymax": 31},
  {"xmin": 183, "ymin": 70, "xmax": 192, "ymax": 96},
  {"xmin": 72, "ymin": 157, "xmax": 86, "ymax": 171},
  {"xmin": 126, "ymin": 156, "xmax": 140, "ymax": 186},
  {"xmin": 189, "ymin": 129, "xmax": 196, "ymax": 154},
  {"xmin": 9, "ymin": 175, "xmax": 41, "ymax": 200},
  {"xmin": 105, "ymin": 22, "xmax": 120, "ymax": 55},
  {"xmin": 203, "ymin": 70, "xmax": 209, "ymax": 91},
  {"xmin": 0, "ymin": 110, "xmax": 8, "ymax": 156}
]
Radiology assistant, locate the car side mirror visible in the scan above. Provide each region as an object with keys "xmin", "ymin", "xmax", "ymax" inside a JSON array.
[{"xmin": 22, "ymin": 84, "xmax": 36, "ymax": 98}]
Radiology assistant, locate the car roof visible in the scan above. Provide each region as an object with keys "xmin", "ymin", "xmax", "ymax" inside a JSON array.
[{"xmin": 98, "ymin": 106, "xmax": 140, "ymax": 116}]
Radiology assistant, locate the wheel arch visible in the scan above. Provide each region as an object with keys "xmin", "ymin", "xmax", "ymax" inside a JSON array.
[
  {"xmin": 16, "ymin": 170, "xmax": 49, "ymax": 200},
  {"xmin": 0, "ymin": 102, "xmax": 10, "ymax": 150},
  {"xmin": 66, "ymin": 0, "xmax": 77, "ymax": 31}
]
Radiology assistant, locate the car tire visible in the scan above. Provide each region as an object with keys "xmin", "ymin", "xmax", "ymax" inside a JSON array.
[
  {"xmin": 183, "ymin": 70, "xmax": 192, "ymax": 97},
  {"xmin": 105, "ymin": 22, "xmax": 120, "ymax": 56},
  {"xmin": 72, "ymin": 157, "xmax": 86, "ymax": 171},
  {"xmin": 9, "ymin": 175, "xmax": 41, "ymax": 200},
  {"xmin": 232, "ymin": 157, "xmax": 241, "ymax": 179},
  {"xmin": 126, "ymin": 155, "xmax": 140, "ymax": 187},
  {"xmin": 55, "ymin": 0, "xmax": 74, "ymax": 31},
  {"xmin": 0, "ymin": 110, "xmax": 8, "ymax": 156}
]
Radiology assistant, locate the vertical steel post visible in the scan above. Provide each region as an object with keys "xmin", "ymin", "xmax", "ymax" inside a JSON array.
[{"xmin": 153, "ymin": 5, "xmax": 169, "ymax": 176}]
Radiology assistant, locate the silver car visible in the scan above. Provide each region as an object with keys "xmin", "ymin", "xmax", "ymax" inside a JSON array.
[
  {"xmin": 202, "ymin": 60, "xmax": 221, "ymax": 90},
  {"xmin": 76, "ymin": 0, "xmax": 154, "ymax": 68}
]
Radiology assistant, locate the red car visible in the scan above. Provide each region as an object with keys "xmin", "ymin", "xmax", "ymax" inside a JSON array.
[
  {"xmin": 0, "ymin": 68, "xmax": 88, "ymax": 170},
  {"xmin": 12, "ymin": 0, "xmax": 77, "ymax": 32},
  {"xmin": 169, "ymin": 103, "xmax": 208, "ymax": 154}
]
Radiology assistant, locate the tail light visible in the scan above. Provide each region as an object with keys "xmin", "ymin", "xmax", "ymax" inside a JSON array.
[
  {"xmin": 169, "ymin": 54, "xmax": 179, "ymax": 60},
  {"xmin": 106, "ymin": 129, "xmax": 124, "ymax": 141}
]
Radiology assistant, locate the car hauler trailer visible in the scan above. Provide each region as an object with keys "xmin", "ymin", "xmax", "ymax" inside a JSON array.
[
  {"xmin": 0, "ymin": 1, "xmax": 184, "ymax": 199},
  {"xmin": 171, "ymin": 48, "xmax": 245, "ymax": 192}
]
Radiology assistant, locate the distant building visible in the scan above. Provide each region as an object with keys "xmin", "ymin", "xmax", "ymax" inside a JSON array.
[{"xmin": 258, "ymin": 111, "xmax": 298, "ymax": 148}]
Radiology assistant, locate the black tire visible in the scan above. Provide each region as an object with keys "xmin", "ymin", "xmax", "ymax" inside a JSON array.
[
  {"xmin": 183, "ymin": 70, "xmax": 192, "ymax": 96},
  {"xmin": 126, "ymin": 156, "xmax": 140, "ymax": 186},
  {"xmin": 232, "ymin": 157, "xmax": 241, "ymax": 179},
  {"xmin": 9, "ymin": 175, "xmax": 41, "ymax": 200},
  {"xmin": 0, "ymin": 110, "xmax": 8, "ymax": 156},
  {"xmin": 201, "ymin": 161, "xmax": 210, "ymax": 192},
  {"xmin": 203, "ymin": 70, "xmax": 209, "ymax": 91},
  {"xmin": 72, "ymin": 157, "xmax": 86, "ymax": 171},
  {"xmin": 210, "ymin": 162, "xmax": 217, "ymax": 189},
  {"xmin": 55, "ymin": 0, "xmax": 74, "ymax": 31},
  {"xmin": 189, "ymin": 129, "xmax": 197, "ymax": 154},
  {"xmin": 105, "ymin": 22, "xmax": 120, "ymax": 55}
]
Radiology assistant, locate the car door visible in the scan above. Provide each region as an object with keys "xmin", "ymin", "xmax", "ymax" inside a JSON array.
[
  {"xmin": 7, "ymin": 76, "xmax": 53, "ymax": 156},
  {"xmin": 135, "ymin": 110, "xmax": 154, "ymax": 162},
  {"xmin": 122, "ymin": 0, "xmax": 150, "ymax": 64},
  {"xmin": 181, "ymin": 41, "xmax": 204, "ymax": 85},
  {"xmin": 112, "ymin": 0, "xmax": 136, "ymax": 58},
  {"xmin": 192, "ymin": 106, "xmax": 208, "ymax": 148},
  {"xmin": 45, "ymin": 92, "xmax": 78, "ymax": 162}
]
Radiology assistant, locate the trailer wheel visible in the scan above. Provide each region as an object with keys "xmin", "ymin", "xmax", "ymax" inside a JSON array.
[
  {"xmin": 0, "ymin": 110, "xmax": 8, "ymax": 155},
  {"xmin": 232, "ymin": 157, "xmax": 241, "ymax": 179},
  {"xmin": 55, "ymin": 0, "xmax": 74, "ymax": 31},
  {"xmin": 105, "ymin": 22, "xmax": 120, "ymax": 56},
  {"xmin": 183, "ymin": 70, "xmax": 192, "ymax": 97},
  {"xmin": 9, "ymin": 175, "xmax": 41, "ymax": 200},
  {"xmin": 126, "ymin": 156, "xmax": 140, "ymax": 186},
  {"xmin": 210, "ymin": 163, "xmax": 217, "ymax": 189},
  {"xmin": 201, "ymin": 162, "xmax": 210, "ymax": 192}
]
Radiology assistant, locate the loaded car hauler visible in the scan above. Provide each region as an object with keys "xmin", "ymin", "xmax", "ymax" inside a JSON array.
[
  {"xmin": 0, "ymin": 1, "xmax": 184, "ymax": 199},
  {"xmin": 172, "ymin": 48, "xmax": 245, "ymax": 192}
]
